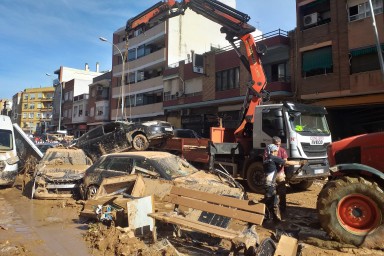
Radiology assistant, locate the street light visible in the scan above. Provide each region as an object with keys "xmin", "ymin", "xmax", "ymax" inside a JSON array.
[
  {"xmin": 46, "ymin": 73, "xmax": 62, "ymax": 131},
  {"xmin": 99, "ymin": 36, "xmax": 126, "ymax": 121}
]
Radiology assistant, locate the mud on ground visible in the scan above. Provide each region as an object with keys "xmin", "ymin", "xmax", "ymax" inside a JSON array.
[{"xmin": 0, "ymin": 176, "xmax": 383, "ymax": 255}]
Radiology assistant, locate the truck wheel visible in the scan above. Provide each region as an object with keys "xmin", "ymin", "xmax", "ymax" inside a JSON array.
[
  {"xmin": 317, "ymin": 176, "xmax": 384, "ymax": 248},
  {"xmin": 132, "ymin": 134, "xmax": 149, "ymax": 151},
  {"xmin": 289, "ymin": 180, "xmax": 313, "ymax": 191},
  {"xmin": 246, "ymin": 162, "xmax": 265, "ymax": 193}
]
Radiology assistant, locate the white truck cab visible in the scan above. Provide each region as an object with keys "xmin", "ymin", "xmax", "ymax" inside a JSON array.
[{"xmin": 0, "ymin": 115, "xmax": 19, "ymax": 186}]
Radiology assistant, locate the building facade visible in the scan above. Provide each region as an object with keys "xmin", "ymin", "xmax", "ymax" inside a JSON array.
[
  {"xmin": 13, "ymin": 87, "xmax": 54, "ymax": 135},
  {"xmin": 109, "ymin": 1, "xmax": 238, "ymax": 122},
  {"xmin": 294, "ymin": 0, "xmax": 384, "ymax": 139}
]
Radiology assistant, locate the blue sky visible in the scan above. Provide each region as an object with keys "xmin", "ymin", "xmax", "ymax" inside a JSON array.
[{"xmin": 0, "ymin": 0, "xmax": 296, "ymax": 100}]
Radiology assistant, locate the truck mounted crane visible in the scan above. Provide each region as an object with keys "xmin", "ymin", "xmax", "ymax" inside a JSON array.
[{"xmin": 125, "ymin": 0, "xmax": 332, "ymax": 192}]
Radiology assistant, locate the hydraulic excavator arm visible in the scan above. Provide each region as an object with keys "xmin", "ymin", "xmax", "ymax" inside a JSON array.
[{"xmin": 126, "ymin": 0, "xmax": 268, "ymax": 138}]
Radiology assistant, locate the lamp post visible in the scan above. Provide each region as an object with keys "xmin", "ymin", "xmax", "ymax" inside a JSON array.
[
  {"xmin": 99, "ymin": 36, "xmax": 126, "ymax": 121},
  {"xmin": 46, "ymin": 73, "xmax": 62, "ymax": 131}
]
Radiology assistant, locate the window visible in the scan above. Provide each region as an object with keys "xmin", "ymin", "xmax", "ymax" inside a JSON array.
[
  {"xmin": 38, "ymin": 93, "xmax": 43, "ymax": 99},
  {"xmin": 37, "ymin": 103, "xmax": 42, "ymax": 109},
  {"xmin": 215, "ymin": 67, "xmax": 240, "ymax": 91},
  {"xmin": 23, "ymin": 103, "xmax": 28, "ymax": 109},
  {"xmin": 28, "ymin": 113, "xmax": 34, "ymax": 119},
  {"xmin": 36, "ymin": 113, "xmax": 41, "ymax": 118},
  {"xmin": 30, "ymin": 94, "xmax": 35, "ymax": 100},
  {"xmin": 24, "ymin": 94, "xmax": 28, "ymax": 100},
  {"xmin": 29, "ymin": 103, "xmax": 35, "ymax": 109},
  {"xmin": 270, "ymin": 63, "xmax": 288, "ymax": 82},
  {"xmin": 79, "ymin": 105, "xmax": 83, "ymax": 116},
  {"xmin": 96, "ymin": 106, "xmax": 104, "ymax": 116},
  {"xmin": 348, "ymin": 0, "xmax": 383, "ymax": 22},
  {"xmin": 302, "ymin": 46, "xmax": 333, "ymax": 77},
  {"xmin": 350, "ymin": 44, "xmax": 384, "ymax": 73},
  {"xmin": 128, "ymin": 49, "xmax": 136, "ymax": 61},
  {"xmin": 73, "ymin": 106, "xmax": 78, "ymax": 117},
  {"xmin": 132, "ymin": 159, "xmax": 156, "ymax": 173},
  {"xmin": 107, "ymin": 157, "xmax": 133, "ymax": 173}
]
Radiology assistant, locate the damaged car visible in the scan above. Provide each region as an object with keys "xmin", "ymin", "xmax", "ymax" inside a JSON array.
[
  {"xmin": 74, "ymin": 121, "xmax": 174, "ymax": 162},
  {"xmin": 31, "ymin": 147, "xmax": 93, "ymax": 199},
  {"xmin": 81, "ymin": 151, "xmax": 243, "ymax": 200}
]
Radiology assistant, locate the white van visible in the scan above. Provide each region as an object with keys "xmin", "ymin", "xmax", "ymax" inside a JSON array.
[{"xmin": 0, "ymin": 115, "xmax": 19, "ymax": 186}]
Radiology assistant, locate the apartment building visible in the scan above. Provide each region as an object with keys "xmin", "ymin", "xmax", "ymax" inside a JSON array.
[
  {"xmin": 12, "ymin": 87, "xmax": 54, "ymax": 135},
  {"xmin": 110, "ymin": 1, "xmax": 236, "ymax": 122},
  {"xmin": 163, "ymin": 30, "xmax": 292, "ymax": 137},
  {"xmin": 0, "ymin": 99, "xmax": 12, "ymax": 116},
  {"xmin": 293, "ymin": 0, "xmax": 384, "ymax": 139},
  {"xmin": 87, "ymin": 72, "xmax": 112, "ymax": 130},
  {"xmin": 51, "ymin": 63, "xmax": 103, "ymax": 131}
]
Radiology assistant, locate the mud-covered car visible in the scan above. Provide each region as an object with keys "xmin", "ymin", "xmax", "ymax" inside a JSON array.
[
  {"xmin": 81, "ymin": 151, "xmax": 243, "ymax": 200},
  {"xmin": 74, "ymin": 121, "xmax": 173, "ymax": 162},
  {"xmin": 32, "ymin": 147, "xmax": 92, "ymax": 199}
]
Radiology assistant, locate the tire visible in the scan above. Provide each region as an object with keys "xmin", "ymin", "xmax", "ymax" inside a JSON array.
[
  {"xmin": 246, "ymin": 162, "xmax": 265, "ymax": 193},
  {"xmin": 86, "ymin": 185, "xmax": 99, "ymax": 200},
  {"xmin": 132, "ymin": 134, "xmax": 149, "ymax": 151},
  {"xmin": 289, "ymin": 180, "xmax": 314, "ymax": 191},
  {"xmin": 317, "ymin": 176, "xmax": 384, "ymax": 248}
]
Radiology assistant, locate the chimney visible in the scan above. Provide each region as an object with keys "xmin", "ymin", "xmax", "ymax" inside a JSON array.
[
  {"xmin": 96, "ymin": 62, "xmax": 100, "ymax": 73},
  {"xmin": 85, "ymin": 63, "xmax": 89, "ymax": 71}
]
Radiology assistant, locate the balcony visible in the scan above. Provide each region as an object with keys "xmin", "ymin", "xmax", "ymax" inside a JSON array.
[
  {"xmin": 112, "ymin": 48, "xmax": 166, "ymax": 74},
  {"xmin": 116, "ymin": 22, "xmax": 166, "ymax": 51},
  {"xmin": 111, "ymin": 102, "xmax": 163, "ymax": 119},
  {"xmin": 112, "ymin": 76, "xmax": 163, "ymax": 99}
]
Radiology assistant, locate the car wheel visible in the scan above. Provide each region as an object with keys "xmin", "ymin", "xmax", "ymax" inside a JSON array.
[
  {"xmin": 132, "ymin": 134, "xmax": 149, "ymax": 151},
  {"xmin": 86, "ymin": 185, "xmax": 99, "ymax": 200}
]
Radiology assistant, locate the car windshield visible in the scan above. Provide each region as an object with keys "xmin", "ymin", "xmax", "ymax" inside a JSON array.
[
  {"xmin": 290, "ymin": 113, "xmax": 330, "ymax": 135},
  {"xmin": 0, "ymin": 130, "xmax": 13, "ymax": 151},
  {"xmin": 154, "ymin": 155, "xmax": 199, "ymax": 178}
]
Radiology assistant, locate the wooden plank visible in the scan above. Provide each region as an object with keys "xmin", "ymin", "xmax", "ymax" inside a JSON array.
[
  {"xmin": 274, "ymin": 235, "xmax": 298, "ymax": 256},
  {"xmin": 148, "ymin": 213, "xmax": 239, "ymax": 240},
  {"xmin": 170, "ymin": 186, "xmax": 265, "ymax": 215},
  {"xmin": 168, "ymin": 195, "xmax": 264, "ymax": 225}
]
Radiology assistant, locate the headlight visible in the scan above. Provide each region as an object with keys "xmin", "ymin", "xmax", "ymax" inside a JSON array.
[{"xmin": 6, "ymin": 156, "xmax": 19, "ymax": 165}]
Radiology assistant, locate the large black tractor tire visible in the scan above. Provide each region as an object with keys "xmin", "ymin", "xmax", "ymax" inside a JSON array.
[
  {"xmin": 246, "ymin": 162, "xmax": 265, "ymax": 194},
  {"xmin": 132, "ymin": 134, "xmax": 149, "ymax": 151},
  {"xmin": 289, "ymin": 180, "xmax": 314, "ymax": 191},
  {"xmin": 317, "ymin": 176, "xmax": 384, "ymax": 249}
]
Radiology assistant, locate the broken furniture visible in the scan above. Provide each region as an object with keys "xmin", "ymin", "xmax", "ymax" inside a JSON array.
[{"xmin": 148, "ymin": 186, "xmax": 265, "ymax": 253}]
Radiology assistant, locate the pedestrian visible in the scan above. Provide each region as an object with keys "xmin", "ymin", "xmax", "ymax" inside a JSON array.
[
  {"xmin": 264, "ymin": 136, "xmax": 288, "ymax": 213},
  {"xmin": 263, "ymin": 143, "xmax": 301, "ymax": 221}
]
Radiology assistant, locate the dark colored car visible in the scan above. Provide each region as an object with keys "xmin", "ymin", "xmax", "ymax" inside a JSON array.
[
  {"xmin": 74, "ymin": 121, "xmax": 174, "ymax": 162},
  {"xmin": 173, "ymin": 129, "xmax": 201, "ymax": 139},
  {"xmin": 81, "ymin": 151, "xmax": 199, "ymax": 199}
]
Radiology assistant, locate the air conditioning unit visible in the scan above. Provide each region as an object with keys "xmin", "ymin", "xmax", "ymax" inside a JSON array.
[{"xmin": 303, "ymin": 13, "xmax": 318, "ymax": 27}]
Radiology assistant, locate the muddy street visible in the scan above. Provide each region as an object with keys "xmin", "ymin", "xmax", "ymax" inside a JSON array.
[
  {"xmin": 0, "ymin": 177, "xmax": 383, "ymax": 256},
  {"xmin": 0, "ymin": 178, "xmax": 89, "ymax": 256}
]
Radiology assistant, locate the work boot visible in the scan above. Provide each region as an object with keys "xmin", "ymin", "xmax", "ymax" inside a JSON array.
[{"xmin": 274, "ymin": 206, "xmax": 282, "ymax": 222}]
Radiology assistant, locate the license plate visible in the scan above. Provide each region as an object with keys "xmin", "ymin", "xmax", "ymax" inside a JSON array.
[
  {"xmin": 314, "ymin": 169, "xmax": 324, "ymax": 174},
  {"xmin": 164, "ymin": 127, "xmax": 173, "ymax": 131}
]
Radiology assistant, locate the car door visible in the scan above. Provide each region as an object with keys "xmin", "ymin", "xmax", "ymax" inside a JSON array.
[{"xmin": 101, "ymin": 123, "xmax": 131, "ymax": 153}]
